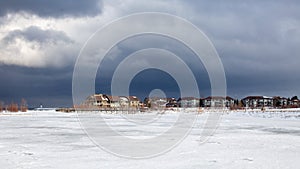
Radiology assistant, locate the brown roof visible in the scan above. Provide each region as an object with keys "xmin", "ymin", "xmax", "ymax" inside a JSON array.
[
  {"xmin": 226, "ymin": 96, "xmax": 235, "ymax": 100},
  {"xmin": 243, "ymin": 96, "xmax": 263, "ymax": 100},
  {"xmin": 128, "ymin": 96, "xmax": 140, "ymax": 102},
  {"xmin": 273, "ymin": 96, "xmax": 287, "ymax": 100},
  {"xmin": 93, "ymin": 94, "xmax": 108, "ymax": 101}
]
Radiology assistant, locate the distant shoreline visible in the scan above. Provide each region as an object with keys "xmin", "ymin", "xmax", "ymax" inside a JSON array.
[{"xmin": 1, "ymin": 107, "xmax": 300, "ymax": 115}]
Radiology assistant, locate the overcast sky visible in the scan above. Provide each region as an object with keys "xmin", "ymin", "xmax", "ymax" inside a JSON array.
[{"xmin": 0, "ymin": 0, "xmax": 299, "ymax": 107}]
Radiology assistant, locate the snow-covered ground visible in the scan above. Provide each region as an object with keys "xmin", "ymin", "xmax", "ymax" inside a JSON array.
[{"xmin": 0, "ymin": 110, "xmax": 299, "ymax": 169}]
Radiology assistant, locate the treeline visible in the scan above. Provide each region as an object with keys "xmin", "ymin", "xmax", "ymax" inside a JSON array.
[{"xmin": 0, "ymin": 99, "xmax": 28, "ymax": 112}]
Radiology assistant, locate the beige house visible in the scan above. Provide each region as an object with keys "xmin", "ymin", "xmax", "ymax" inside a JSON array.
[
  {"xmin": 119, "ymin": 96, "xmax": 130, "ymax": 108},
  {"xmin": 128, "ymin": 96, "xmax": 140, "ymax": 108},
  {"xmin": 84, "ymin": 94, "xmax": 141, "ymax": 109},
  {"xmin": 84, "ymin": 94, "xmax": 110, "ymax": 108},
  {"xmin": 106, "ymin": 95, "xmax": 121, "ymax": 108}
]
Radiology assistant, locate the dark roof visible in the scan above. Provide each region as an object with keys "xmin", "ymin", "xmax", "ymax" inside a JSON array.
[
  {"xmin": 148, "ymin": 97, "xmax": 167, "ymax": 101},
  {"xmin": 167, "ymin": 98, "xmax": 177, "ymax": 102},
  {"xmin": 178, "ymin": 97, "xmax": 199, "ymax": 101},
  {"xmin": 242, "ymin": 96, "xmax": 272, "ymax": 100},
  {"xmin": 204, "ymin": 96, "xmax": 234, "ymax": 100},
  {"xmin": 105, "ymin": 95, "xmax": 120, "ymax": 102}
]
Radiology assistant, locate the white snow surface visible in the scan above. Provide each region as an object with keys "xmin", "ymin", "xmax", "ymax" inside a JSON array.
[{"xmin": 0, "ymin": 110, "xmax": 299, "ymax": 169}]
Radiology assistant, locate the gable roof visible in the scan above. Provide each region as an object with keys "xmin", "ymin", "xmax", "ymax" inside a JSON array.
[
  {"xmin": 105, "ymin": 95, "xmax": 120, "ymax": 102},
  {"xmin": 93, "ymin": 94, "xmax": 108, "ymax": 101},
  {"xmin": 242, "ymin": 96, "xmax": 273, "ymax": 100},
  {"xmin": 273, "ymin": 96, "xmax": 287, "ymax": 100},
  {"xmin": 128, "ymin": 96, "xmax": 140, "ymax": 102},
  {"xmin": 178, "ymin": 97, "xmax": 199, "ymax": 101},
  {"xmin": 204, "ymin": 96, "xmax": 234, "ymax": 100}
]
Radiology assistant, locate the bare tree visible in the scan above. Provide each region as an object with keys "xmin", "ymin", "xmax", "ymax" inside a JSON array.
[
  {"xmin": 8, "ymin": 102, "xmax": 18, "ymax": 112},
  {"xmin": 21, "ymin": 98, "xmax": 28, "ymax": 112},
  {"xmin": 0, "ymin": 100, "xmax": 3, "ymax": 112}
]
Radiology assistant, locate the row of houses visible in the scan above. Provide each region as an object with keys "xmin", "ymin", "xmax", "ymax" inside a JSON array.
[
  {"xmin": 164, "ymin": 96, "xmax": 236, "ymax": 108},
  {"xmin": 241, "ymin": 96, "xmax": 300, "ymax": 108},
  {"xmin": 82, "ymin": 94, "xmax": 140, "ymax": 109},
  {"xmin": 81, "ymin": 94, "xmax": 300, "ymax": 110},
  {"xmin": 82, "ymin": 94, "xmax": 237, "ymax": 109}
]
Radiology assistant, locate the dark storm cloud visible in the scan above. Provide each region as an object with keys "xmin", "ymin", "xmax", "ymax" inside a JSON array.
[
  {"xmin": 92, "ymin": 0, "xmax": 300, "ymax": 99},
  {"xmin": 3, "ymin": 26, "xmax": 73, "ymax": 44},
  {"xmin": 177, "ymin": 0, "xmax": 300, "ymax": 98},
  {"xmin": 94, "ymin": 34, "xmax": 211, "ymax": 101},
  {"xmin": 0, "ymin": 65, "xmax": 73, "ymax": 107},
  {"xmin": 1, "ymin": 0, "xmax": 300, "ymax": 107},
  {"xmin": 0, "ymin": 0, "xmax": 103, "ymax": 18}
]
